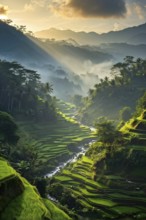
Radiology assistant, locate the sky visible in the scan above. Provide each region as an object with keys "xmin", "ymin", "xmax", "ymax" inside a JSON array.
[{"xmin": 0, "ymin": 0, "xmax": 146, "ymax": 33}]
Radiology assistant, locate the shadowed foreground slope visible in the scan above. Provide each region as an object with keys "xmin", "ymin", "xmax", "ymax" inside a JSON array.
[{"xmin": 0, "ymin": 157, "xmax": 71, "ymax": 220}]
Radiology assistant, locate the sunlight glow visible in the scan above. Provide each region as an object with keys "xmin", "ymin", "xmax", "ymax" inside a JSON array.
[{"xmin": 0, "ymin": 15, "xmax": 8, "ymax": 20}]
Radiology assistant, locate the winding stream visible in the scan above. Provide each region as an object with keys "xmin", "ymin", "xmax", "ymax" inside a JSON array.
[
  {"xmin": 45, "ymin": 140, "xmax": 95, "ymax": 202},
  {"xmin": 44, "ymin": 118, "xmax": 96, "ymax": 201},
  {"xmin": 45, "ymin": 140, "xmax": 95, "ymax": 178}
]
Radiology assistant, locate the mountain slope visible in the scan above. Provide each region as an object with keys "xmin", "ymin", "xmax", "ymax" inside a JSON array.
[
  {"xmin": 78, "ymin": 57, "xmax": 146, "ymax": 125},
  {"xmin": 0, "ymin": 157, "xmax": 71, "ymax": 220},
  {"xmin": 35, "ymin": 23, "xmax": 146, "ymax": 45},
  {"xmin": 35, "ymin": 28, "xmax": 100, "ymax": 45},
  {"xmin": 0, "ymin": 21, "xmax": 56, "ymax": 66},
  {"xmin": 100, "ymin": 23, "xmax": 146, "ymax": 44},
  {"xmin": 127, "ymin": 33, "xmax": 146, "ymax": 45},
  {"xmin": 0, "ymin": 21, "xmax": 84, "ymax": 100},
  {"xmin": 99, "ymin": 43, "xmax": 146, "ymax": 60}
]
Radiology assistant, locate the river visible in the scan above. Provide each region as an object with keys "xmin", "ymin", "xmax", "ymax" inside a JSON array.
[
  {"xmin": 45, "ymin": 139, "xmax": 95, "ymax": 178},
  {"xmin": 45, "ymin": 139, "xmax": 95, "ymax": 202}
]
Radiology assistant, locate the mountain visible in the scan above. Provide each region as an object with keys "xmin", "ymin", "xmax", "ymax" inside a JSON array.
[
  {"xmin": 35, "ymin": 23, "xmax": 146, "ymax": 45},
  {"xmin": 127, "ymin": 33, "xmax": 146, "ymax": 45},
  {"xmin": 35, "ymin": 28, "xmax": 100, "ymax": 45},
  {"xmin": 0, "ymin": 21, "xmax": 113, "ymax": 99},
  {"xmin": 99, "ymin": 22, "xmax": 146, "ymax": 44},
  {"xmin": 2, "ymin": 21, "xmax": 146, "ymax": 100},
  {"xmin": 0, "ymin": 21, "xmax": 56, "ymax": 66},
  {"xmin": 99, "ymin": 43, "xmax": 146, "ymax": 60},
  {"xmin": 0, "ymin": 21, "xmax": 84, "ymax": 100},
  {"xmin": 38, "ymin": 39, "xmax": 112, "ymax": 69}
]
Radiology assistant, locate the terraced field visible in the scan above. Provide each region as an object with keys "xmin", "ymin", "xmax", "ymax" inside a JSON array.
[
  {"xmin": 50, "ymin": 153, "xmax": 146, "ymax": 219},
  {"xmin": 17, "ymin": 101, "xmax": 95, "ymax": 174},
  {"xmin": 49, "ymin": 110, "xmax": 146, "ymax": 220}
]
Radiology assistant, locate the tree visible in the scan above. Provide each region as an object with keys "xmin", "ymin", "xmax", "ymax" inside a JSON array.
[
  {"xmin": 0, "ymin": 111, "xmax": 19, "ymax": 158},
  {"xmin": 0, "ymin": 60, "xmax": 56, "ymax": 121},
  {"xmin": 0, "ymin": 111, "xmax": 19, "ymax": 145},
  {"xmin": 35, "ymin": 177, "xmax": 47, "ymax": 197},
  {"xmin": 136, "ymin": 91, "xmax": 146, "ymax": 115},
  {"xmin": 119, "ymin": 106, "xmax": 132, "ymax": 122},
  {"xmin": 95, "ymin": 119, "xmax": 122, "ymax": 144},
  {"xmin": 71, "ymin": 94, "xmax": 83, "ymax": 107}
]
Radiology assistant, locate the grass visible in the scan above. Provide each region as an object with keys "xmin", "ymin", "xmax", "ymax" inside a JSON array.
[
  {"xmin": 48, "ymin": 109, "xmax": 146, "ymax": 219},
  {"xmin": 111, "ymin": 206, "xmax": 141, "ymax": 215},
  {"xmin": 51, "ymin": 151, "xmax": 146, "ymax": 218},
  {"xmin": 44, "ymin": 199, "xmax": 71, "ymax": 220},
  {"xmin": 0, "ymin": 157, "xmax": 16, "ymax": 182},
  {"xmin": 17, "ymin": 101, "xmax": 95, "ymax": 174},
  {"xmin": 0, "ymin": 158, "xmax": 71, "ymax": 220},
  {"xmin": 88, "ymin": 198, "xmax": 117, "ymax": 207}
]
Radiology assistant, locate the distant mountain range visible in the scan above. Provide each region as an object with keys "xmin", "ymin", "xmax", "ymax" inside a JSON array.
[
  {"xmin": 0, "ymin": 21, "xmax": 57, "ymax": 66},
  {"xmin": 0, "ymin": 21, "xmax": 83, "ymax": 99},
  {"xmin": 35, "ymin": 23, "xmax": 146, "ymax": 63},
  {"xmin": 35, "ymin": 23, "xmax": 146, "ymax": 45},
  {"xmin": 1, "ymin": 20, "xmax": 146, "ymax": 100}
]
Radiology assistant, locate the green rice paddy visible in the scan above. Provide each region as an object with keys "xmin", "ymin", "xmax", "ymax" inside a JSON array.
[
  {"xmin": 48, "ymin": 110, "xmax": 146, "ymax": 220},
  {"xmin": 17, "ymin": 100, "xmax": 95, "ymax": 174}
]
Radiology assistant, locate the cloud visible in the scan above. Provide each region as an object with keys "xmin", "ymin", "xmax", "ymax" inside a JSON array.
[
  {"xmin": 31, "ymin": 0, "xmax": 47, "ymax": 8},
  {"xmin": 127, "ymin": 0, "xmax": 146, "ymax": 20},
  {"xmin": 0, "ymin": 4, "xmax": 8, "ymax": 15},
  {"xmin": 50, "ymin": 0, "xmax": 127, "ymax": 18},
  {"xmin": 24, "ymin": 3, "xmax": 34, "ymax": 11},
  {"xmin": 24, "ymin": 0, "xmax": 48, "ymax": 11},
  {"xmin": 134, "ymin": 3, "xmax": 144, "ymax": 20}
]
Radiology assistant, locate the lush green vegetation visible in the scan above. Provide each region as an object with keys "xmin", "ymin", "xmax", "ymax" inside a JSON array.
[
  {"xmin": 0, "ymin": 157, "xmax": 71, "ymax": 220},
  {"xmin": 95, "ymin": 118, "xmax": 123, "ymax": 144},
  {"xmin": 48, "ymin": 109, "xmax": 146, "ymax": 219},
  {"xmin": 16, "ymin": 104, "xmax": 94, "ymax": 179},
  {"xmin": 0, "ymin": 60, "xmax": 55, "ymax": 121},
  {"xmin": 78, "ymin": 56, "xmax": 146, "ymax": 125},
  {"xmin": 1, "ymin": 55, "xmax": 146, "ymax": 220},
  {"xmin": 0, "ymin": 59, "xmax": 93, "ymax": 180},
  {"xmin": 0, "ymin": 111, "xmax": 19, "ymax": 158},
  {"xmin": 0, "ymin": 99, "xmax": 94, "ymax": 182},
  {"xmin": 0, "ymin": 60, "xmax": 95, "ymax": 210},
  {"xmin": 0, "ymin": 60, "xmax": 56, "ymax": 218}
]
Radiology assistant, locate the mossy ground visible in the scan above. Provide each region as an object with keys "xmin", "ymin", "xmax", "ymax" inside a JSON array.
[
  {"xmin": 0, "ymin": 157, "xmax": 17, "ymax": 181},
  {"xmin": 0, "ymin": 158, "xmax": 71, "ymax": 220}
]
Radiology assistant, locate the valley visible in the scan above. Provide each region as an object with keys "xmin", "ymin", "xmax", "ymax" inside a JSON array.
[
  {"xmin": 47, "ymin": 107, "xmax": 146, "ymax": 220},
  {"xmin": 1, "ymin": 15, "xmax": 146, "ymax": 220},
  {"xmin": 17, "ymin": 101, "xmax": 95, "ymax": 176}
]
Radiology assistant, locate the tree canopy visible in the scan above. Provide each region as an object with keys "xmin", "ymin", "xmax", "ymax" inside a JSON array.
[
  {"xmin": 95, "ymin": 119, "xmax": 122, "ymax": 144},
  {"xmin": 79, "ymin": 56, "xmax": 146, "ymax": 124},
  {"xmin": 0, "ymin": 111, "xmax": 19, "ymax": 145},
  {"xmin": 0, "ymin": 60, "xmax": 56, "ymax": 121}
]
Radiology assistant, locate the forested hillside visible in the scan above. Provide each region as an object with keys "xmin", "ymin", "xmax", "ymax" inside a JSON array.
[
  {"xmin": 1, "ymin": 14, "xmax": 146, "ymax": 220},
  {"xmin": 0, "ymin": 60, "xmax": 93, "ymax": 219},
  {"xmin": 1, "ymin": 56, "xmax": 146, "ymax": 219},
  {"xmin": 78, "ymin": 57, "xmax": 146, "ymax": 125},
  {"xmin": 0, "ymin": 60, "xmax": 56, "ymax": 121},
  {"xmin": 0, "ymin": 20, "xmax": 55, "ymax": 65}
]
